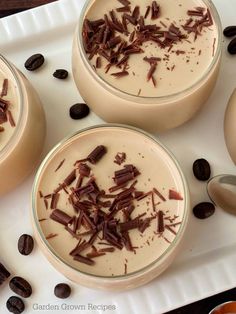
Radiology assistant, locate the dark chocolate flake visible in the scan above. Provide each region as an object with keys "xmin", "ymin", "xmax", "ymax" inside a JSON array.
[
  {"xmin": 87, "ymin": 145, "xmax": 107, "ymax": 164},
  {"xmin": 50, "ymin": 209, "xmax": 73, "ymax": 226}
]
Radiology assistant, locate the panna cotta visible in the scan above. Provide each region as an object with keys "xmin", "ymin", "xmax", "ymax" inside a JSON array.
[
  {"xmin": 0, "ymin": 65, "xmax": 19, "ymax": 151},
  {"xmin": 0, "ymin": 55, "xmax": 46, "ymax": 195},
  {"xmin": 72, "ymin": 0, "xmax": 222, "ymax": 131},
  {"xmin": 32, "ymin": 125, "xmax": 189, "ymax": 290}
]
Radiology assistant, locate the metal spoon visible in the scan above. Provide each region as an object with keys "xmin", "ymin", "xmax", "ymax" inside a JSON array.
[{"xmin": 207, "ymin": 174, "xmax": 236, "ymax": 215}]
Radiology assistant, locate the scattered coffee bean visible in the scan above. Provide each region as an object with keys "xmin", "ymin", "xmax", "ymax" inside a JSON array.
[
  {"xmin": 69, "ymin": 103, "xmax": 90, "ymax": 120},
  {"xmin": 0, "ymin": 263, "xmax": 11, "ymax": 285},
  {"xmin": 53, "ymin": 69, "xmax": 68, "ymax": 79},
  {"xmin": 9, "ymin": 277, "xmax": 32, "ymax": 298},
  {"xmin": 6, "ymin": 296, "xmax": 25, "ymax": 314},
  {"xmin": 24, "ymin": 53, "xmax": 44, "ymax": 71},
  {"xmin": 193, "ymin": 202, "xmax": 215, "ymax": 219},
  {"xmin": 54, "ymin": 283, "xmax": 71, "ymax": 299},
  {"xmin": 223, "ymin": 26, "xmax": 236, "ymax": 38},
  {"xmin": 18, "ymin": 234, "xmax": 34, "ymax": 256},
  {"xmin": 193, "ymin": 158, "xmax": 211, "ymax": 181},
  {"xmin": 228, "ymin": 38, "xmax": 236, "ymax": 55}
]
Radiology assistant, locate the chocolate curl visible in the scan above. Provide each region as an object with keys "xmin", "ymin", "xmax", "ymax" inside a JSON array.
[
  {"xmin": 50, "ymin": 209, "xmax": 73, "ymax": 226},
  {"xmin": 87, "ymin": 145, "xmax": 107, "ymax": 164}
]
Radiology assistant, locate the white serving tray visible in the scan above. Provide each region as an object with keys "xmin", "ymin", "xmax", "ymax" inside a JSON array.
[{"xmin": 0, "ymin": 0, "xmax": 236, "ymax": 313}]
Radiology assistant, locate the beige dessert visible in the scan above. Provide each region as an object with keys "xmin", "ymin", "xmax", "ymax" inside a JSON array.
[
  {"xmin": 0, "ymin": 66, "xmax": 19, "ymax": 151},
  {"xmin": 33, "ymin": 125, "xmax": 189, "ymax": 289},
  {"xmin": 72, "ymin": 0, "xmax": 222, "ymax": 131},
  {"xmin": 0, "ymin": 55, "xmax": 46, "ymax": 195},
  {"xmin": 85, "ymin": 0, "xmax": 218, "ymax": 97}
]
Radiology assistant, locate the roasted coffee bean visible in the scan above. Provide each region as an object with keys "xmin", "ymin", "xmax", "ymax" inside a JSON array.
[
  {"xmin": 228, "ymin": 38, "xmax": 236, "ymax": 55},
  {"xmin": 9, "ymin": 277, "xmax": 32, "ymax": 298},
  {"xmin": 223, "ymin": 26, "xmax": 236, "ymax": 38},
  {"xmin": 0, "ymin": 263, "xmax": 10, "ymax": 285},
  {"xmin": 54, "ymin": 283, "xmax": 71, "ymax": 299},
  {"xmin": 69, "ymin": 103, "xmax": 90, "ymax": 120},
  {"xmin": 193, "ymin": 158, "xmax": 211, "ymax": 181},
  {"xmin": 18, "ymin": 234, "xmax": 34, "ymax": 256},
  {"xmin": 6, "ymin": 296, "xmax": 25, "ymax": 314},
  {"xmin": 24, "ymin": 53, "xmax": 44, "ymax": 71},
  {"xmin": 53, "ymin": 69, "xmax": 68, "ymax": 79},
  {"xmin": 193, "ymin": 202, "xmax": 215, "ymax": 219}
]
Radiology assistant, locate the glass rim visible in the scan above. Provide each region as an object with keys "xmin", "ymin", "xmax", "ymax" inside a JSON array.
[
  {"xmin": 76, "ymin": 0, "xmax": 222, "ymax": 104},
  {"xmin": 0, "ymin": 54, "xmax": 25, "ymax": 159},
  {"xmin": 31, "ymin": 123, "xmax": 190, "ymax": 280}
]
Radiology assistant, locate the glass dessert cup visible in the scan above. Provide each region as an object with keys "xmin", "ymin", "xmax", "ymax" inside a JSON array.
[
  {"xmin": 72, "ymin": 0, "xmax": 222, "ymax": 133},
  {"xmin": 0, "ymin": 55, "xmax": 46, "ymax": 196},
  {"xmin": 32, "ymin": 124, "xmax": 190, "ymax": 291}
]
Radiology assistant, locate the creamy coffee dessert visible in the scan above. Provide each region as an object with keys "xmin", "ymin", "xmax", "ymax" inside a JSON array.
[
  {"xmin": 72, "ymin": 0, "xmax": 221, "ymax": 131},
  {"xmin": 0, "ymin": 60, "xmax": 19, "ymax": 151},
  {"xmin": 83, "ymin": 0, "xmax": 218, "ymax": 97},
  {"xmin": 0, "ymin": 55, "xmax": 46, "ymax": 195},
  {"xmin": 35, "ymin": 126, "xmax": 186, "ymax": 277}
]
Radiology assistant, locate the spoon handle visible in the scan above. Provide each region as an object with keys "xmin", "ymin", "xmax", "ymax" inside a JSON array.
[{"xmin": 224, "ymin": 88, "xmax": 236, "ymax": 165}]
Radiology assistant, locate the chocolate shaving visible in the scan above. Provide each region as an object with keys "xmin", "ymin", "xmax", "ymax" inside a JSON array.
[
  {"xmin": 165, "ymin": 224, "xmax": 177, "ymax": 235},
  {"xmin": 87, "ymin": 251, "xmax": 105, "ymax": 258},
  {"xmin": 50, "ymin": 209, "xmax": 72, "ymax": 226},
  {"xmin": 118, "ymin": 0, "xmax": 130, "ymax": 6},
  {"xmin": 119, "ymin": 217, "xmax": 140, "ymax": 232},
  {"xmin": 157, "ymin": 210, "xmax": 164, "ymax": 233},
  {"xmin": 132, "ymin": 6, "xmax": 140, "ymax": 21},
  {"xmin": 44, "ymin": 199, "xmax": 49, "ymax": 210},
  {"xmin": 55, "ymin": 159, "xmax": 65, "ymax": 172},
  {"xmin": 0, "ymin": 109, "xmax": 8, "ymax": 124},
  {"xmin": 111, "ymin": 70, "xmax": 129, "ymax": 78},
  {"xmin": 1, "ymin": 79, "xmax": 8, "ymax": 97},
  {"xmin": 78, "ymin": 163, "xmax": 91, "ymax": 177},
  {"xmin": 64, "ymin": 169, "xmax": 76, "ymax": 186},
  {"xmin": 153, "ymin": 187, "xmax": 166, "ymax": 202},
  {"xmin": 147, "ymin": 62, "xmax": 157, "ymax": 81},
  {"xmin": 7, "ymin": 110, "xmax": 15, "ymax": 127},
  {"xmin": 116, "ymin": 6, "xmax": 131, "ymax": 13},
  {"xmin": 114, "ymin": 152, "xmax": 126, "ymax": 165},
  {"xmin": 96, "ymin": 56, "xmax": 102, "ymax": 68},
  {"xmin": 74, "ymin": 254, "xmax": 95, "ymax": 265},
  {"xmin": 99, "ymin": 247, "xmax": 115, "ymax": 253},
  {"xmin": 46, "ymin": 233, "xmax": 58, "ymax": 240},
  {"xmin": 169, "ymin": 189, "xmax": 183, "ymax": 200},
  {"xmin": 151, "ymin": 1, "xmax": 160, "ymax": 20},
  {"xmin": 87, "ymin": 145, "xmax": 107, "ymax": 164},
  {"xmin": 144, "ymin": 6, "xmax": 151, "ymax": 19},
  {"xmin": 50, "ymin": 193, "xmax": 60, "ymax": 209}
]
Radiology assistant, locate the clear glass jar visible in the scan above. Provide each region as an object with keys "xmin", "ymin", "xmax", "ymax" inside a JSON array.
[
  {"xmin": 0, "ymin": 55, "xmax": 46, "ymax": 195},
  {"xmin": 31, "ymin": 124, "xmax": 190, "ymax": 290},
  {"xmin": 72, "ymin": 0, "xmax": 222, "ymax": 132}
]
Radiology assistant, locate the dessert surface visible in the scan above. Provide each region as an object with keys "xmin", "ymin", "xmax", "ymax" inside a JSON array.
[
  {"xmin": 36, "ymin": 127, "xmax": 185, "ymax": 276},
  {"xmin": 83, "ymin": 0, "xmax": 218, "ymax": 97}
]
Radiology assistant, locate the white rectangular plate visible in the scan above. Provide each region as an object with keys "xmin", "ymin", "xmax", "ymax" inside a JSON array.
[{"xmin": 0, "ymin": 0, "xmax": 236, "ymax": 313}]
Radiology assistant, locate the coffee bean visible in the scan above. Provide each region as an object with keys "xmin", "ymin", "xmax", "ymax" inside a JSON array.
[
  {"xmin": 18, "ymin": 234, "xmax": 34, "ymax": 256},
  {"xmin": 9, "ymin": 277, "xmax": 32, "ymax": 298},
  {"xmin": 223, "ymin": 26, "xmax": 236, "ymax": 38},
  {"xmin": 193, "ymin": 202, "xmax": 215, "ymax": 219},
  {"xmin": 53, "ymin": 69, "xmax": 68, "ymax": 79},
  {"xmin": 54, "ymin": 283, "xmax": 71, "ymax": 299},
  {"xmin": 0, "ymin": 263, "xmax": 10, "ymax": 285},
  {"xmin": 228, "ymin": 38, "xmax": 236, "ymax": 55},
  {"xmin": 6, "ymin": 296, "xmax": 25, "ymax": 314},
  {"xmin": 193, "ymin": 159, "xmax": 211, "ymax": 181},
  {"xmin": 69, "ymin": 103, "xmax": 90, "ymax": 120},
  {"xmin": 24, "ymin": 54, "xmax": 44, "ymax": 71}
]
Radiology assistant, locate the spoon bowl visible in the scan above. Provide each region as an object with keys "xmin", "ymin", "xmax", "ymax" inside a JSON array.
[{"xmin": 207, "ymin": 174, "xmax": 236, "ymax": 215}]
